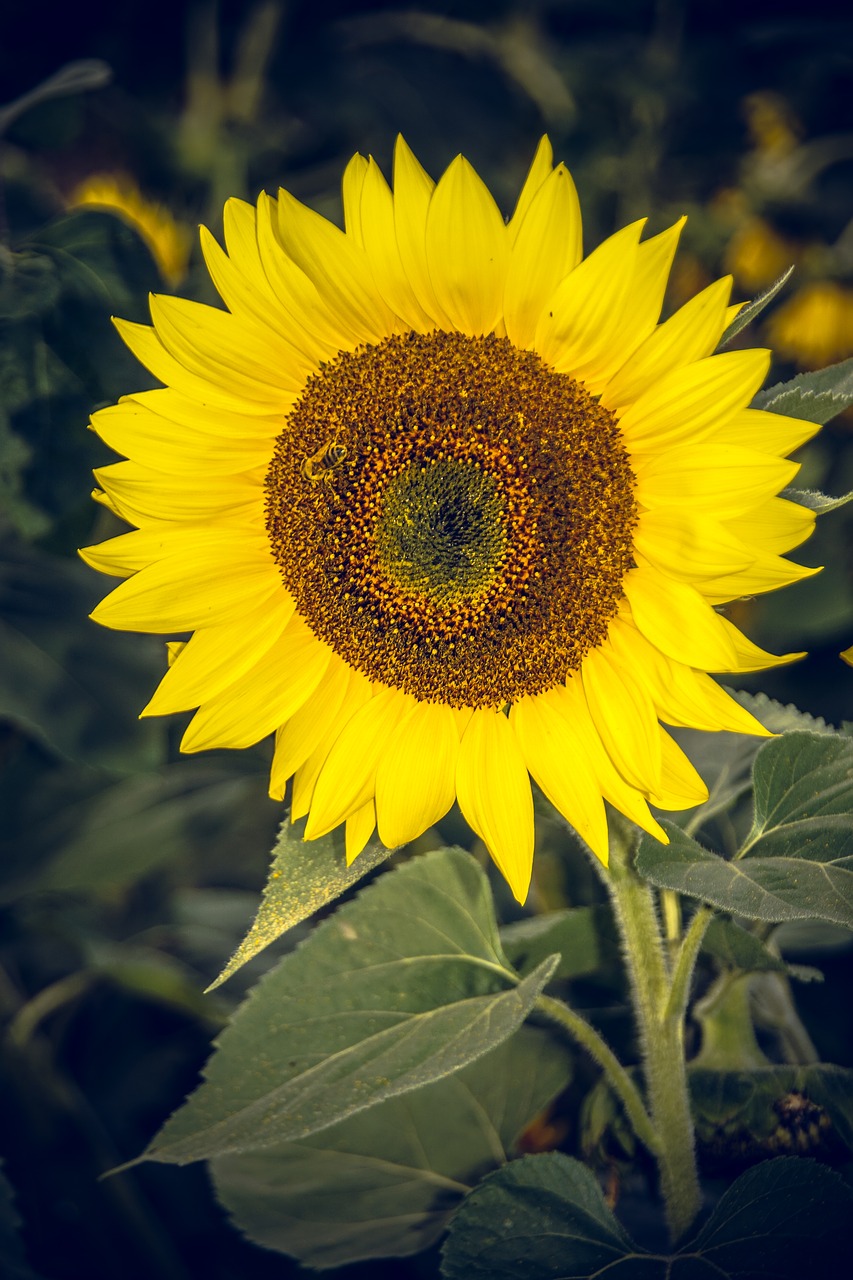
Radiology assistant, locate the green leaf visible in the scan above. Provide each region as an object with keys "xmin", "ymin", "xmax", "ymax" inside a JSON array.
[
  {"xmin": 440, "ymin": 1152, "xmax": 644, "ymax": 1280},
  {"xmin": 742, "ymin": 732, "xmax": 853, "ymax": 863},
  {"xmin": 636, "ymin": 820, "xmax": 853, "ymax": 927},
  {"xmin": 701, "ymin": 917, "xmax": 788, "ymax": 974},
  {"xmin": 0, "ymin": 252, "xmax": 60, "ymax": 320},
  {"xmin": 690, "ymin": 1064, "xmax": 853, "ymax": 1158},
  {"xmin": 211, "ymin": 1028, "xmax": 572, "ymax": 1270},
  {"xmin": 687, "ymin": 1157, "xmax": 853, "ymax": 1276},
  {"xmin": 500, "ymin": 906, "xmax": 614, "ymax": 981},
  {"xmin": 718, "ymin": 267, "xmax": 794, "ymax": 348},
  {"xmin": 208, "ymin": 820, "xmax": 396, "ymax": 990},
  {"xmin": 780, "ymin": 485, "xmax": 853, "ymax": 514},
  {"xmin": 140, "ymin": 848, "xmax": 558, "ymax": 1165},
  {"xmin": 752, "ymin": 355, "xmax": 853, "ymax": 423},
  {"xmin": 32, "ymin": 766, "xmax": 263, "ymax": 894},
  {"xmin": 0, "ymin": 543, "xmax": 164, "ymax": 771}
]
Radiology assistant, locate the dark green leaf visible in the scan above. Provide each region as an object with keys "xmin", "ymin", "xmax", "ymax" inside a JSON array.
[
  {"xmin": 687, "ymin": 1157, "xmax": 853, "ymax": 1277},
  {"xmin": 742, "ymin": 732, "xmax": 853, "ymax": 863},
  {"xmin": 0, "ymin": 542, "xmax": 164, "ymax": 771},
  {"xmin": 701, "ymin": 917, "xmax": 787, "ymax": 974},
  {"xmin": 752, "ymin": 356, "xmax": 853, "ymax": 423},
  {"xmin": 0, "ymin": 252, "xmax": 60, "ymax": 320},
  {"xmin": 690, "ymin": 1064, "xmax": 853, "ymax": 1157},
  {"xmin": 208, "ymin": 820, "xmax": 396, "ymax": 989},
  {"xmin": 500, "ymin": 906, "xmax": 613, "ymax": 981},
  {"xmin": 142, "ymin": 848, "xmax": 557, "ymax": 1164},
  {"xmin": 718, "ymin": 267, "xmax": 794, "ymax": 348},
  {"xmin": 441, "ymin": 1152, "xmax": 644, "ymax": 1280},
  {"xmin": 0, "ymin": 1163, "xmax": 44, "ymax": 1280},
  {"xmin": 31, "ymin": 210, "xmax": 161, "ymax": 313},
  {"xmin": 212, "ymin": 1027, "xmax": 572, "ymax": 1270},
  {"xmin": 637, "ymin": 820, "xmax": 853, "ymax": 926},
  {"xmin": 33, "ymin": 767, "xmax": 262, "ymax": 894}
]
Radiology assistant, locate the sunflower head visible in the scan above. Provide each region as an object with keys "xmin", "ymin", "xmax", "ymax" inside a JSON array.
[{"xmin": 82, "ymin": 137, "xmax": 820, "ymax": 903}]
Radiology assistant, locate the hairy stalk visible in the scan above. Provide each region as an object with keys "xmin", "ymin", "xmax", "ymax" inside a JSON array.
[
  {"xmin": 534, "ymin": 993, "xmax": 659, "ymax": 1155},
  {"xmin": 601, "ymin": 820, "xmax": 702, "ymax": 1244}
]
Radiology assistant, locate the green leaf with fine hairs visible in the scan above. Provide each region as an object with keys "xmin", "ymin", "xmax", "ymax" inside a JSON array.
[
  {"xmin": 638, "ymin": 734, "xmax": 853, "ymax": 926},
  {"xmin": 139, "ymin": 848, "xmax": 558, "ymax": 1166},
  {"xmin": 742, "ymin": 731, "xmax": 853, "ymax": 863},
  {"xmin": 211, "ymin": 1027, "xmax": 572, "ymax": 1271},
  {"xmin": 701, "ymin": 917, "xmax": 788, "ymax": 974},
  {"xmin": 440, "ymin": 1153, "xmax": 641, "ymax": 1280},
  {"xmin": 689, "ymin": 1064, "xmax": 853, "ymax": 1158},
  {"xmin": 207, "ymin": 821, "xmax": 396, "ymax": 989},
  {"xmin": 752, "ymin": 355, "xmax": 853, "ymax": 422},
  {"xmin": 440, "ymin": 1153, "xmax": 853, "ymax": 1278},
  {"xmin": 686, "ymin": 1157, "xmax": 853, "ymax": 1275},
  {"xmin": 636, "ymin": 820, "xmax": 853, "ymax": 927},
  {"xmin": 500, "ymin": 905, "xmax": 615, "ymax": 981},
  {"xmin": 718, "ymin": 266, "xmax": 794, "ymax": 348},
  {"xmin": 780, "ymin": 485, "xmax": 853, "ymax": 514}
]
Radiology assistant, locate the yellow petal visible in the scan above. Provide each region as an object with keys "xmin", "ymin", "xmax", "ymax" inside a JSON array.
[
  {"xmin": 511, "ymin": 693, "xmax": 608, "ymax": 862},
  {"xmin": 375, "ymin": 702, "xmax": 459, "ymax": 846},
  {"xmin": 504, "ymin": 164, "xmax": 583, "ymax": 350},
  {"xmin": 276, "ymin": 188, "xmax": 397, "ymax": 342},
  {"xmin": 305, "ymin": 688, "xmax": 413, "ymax": 838},
  {"xmin": 80, "ymin": 525, "xmax": 223, "ymax": 578},
  {"xmin": 712, "ymin": 407, "xmax": 821, "ymax": 456},
  {"xmin": 634, "ymin": 508, "xmax": 755, "ymax": 582},
  {"xmin": 90, "ymin": 535, "xmax": 279, "ymax": 632},
  {"xmin": 142, "ymin": 593, "xmax": 295, "ymax": 716},
  {"xmin": 725, "ymin": 497, "xmax": 815, "ymax": 556},
  {"xmin": 623, "ymin": 561, "xmax": 740, "ymax": 671},
  {"xmin": 599, "ymin": 219, "xmax": 687, "ymax": 390},
  {"xmin": 634, "ymin": 444, "xmax": 798, "ymax": 518},
  {"xmin": 645, "ymin": 730, "xmax": 709, "ymax": 810},
  {"xmin": 346, "ymin": 799, "xmax": 377, "ymax": 865},
  {"xmin": 603, "ymin": 277, "xmax": 733, "ymax": 410},
  {"xmin": 359, "ymin": 158, "xmax": 435, "ymax": 331},
  {"xmin": 392, "ymin": 135, "xmax": 452, "ymax": 328},
  {"xmin": 534, "ymin": 220, "xmax": 644, "ymax": 378},
  {"xmin": 507, "ymin": 136, "xmax": 554, "ymax": 245},
  {"xmin": 181, "ymin": 614, "xmax": 331, "ymax": 752},
  {"xmin": 581, "ymin": 636, "xmax": 662, "ymax": 793},
  {"xmin": 93, "ymin": 459, "xmax": 261, "ymax": 526},
  {"xmin": 557, "ymin": 678, "xmax": 668, "ymax": 845},
  {"xmin": 149, "ymin": 294, "xmax": 303, "ymax": 399},
  {"xmin": 456, "ymin": 709, "xmax": 534, "ymax": 904},
  {"xmin": 91, "ymin": 400, "xmax": 275, "ymax": 475},
  {"xmin": 700, "ymin": 553, "xmax": 820, "ymax": 604},
  {"xmin": 424, "ymin": 155, "xmax": 509, "ymax": 336},
  {"xmin": 716, "ymin": 616, "xmax": 804, "ymax": 671},
  {"xmin": 269, "ymin": 658, "xmax": 366, "ymax": 799},
  {"xmin": 617, "ymin": 349, "xmax": 771, "ymax": 454},
  {"xmin": 342, "ymin": 152, "xmax": 369, "ymax": 247}
]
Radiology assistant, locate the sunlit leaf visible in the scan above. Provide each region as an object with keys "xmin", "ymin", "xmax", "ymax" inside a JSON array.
[
  {"xmin": 752, "ymin": 355, "xmax": 853, "ymax": 423},
  {"xmin": 140, "ymin": 848, "xmax": 558, "ymax": 1165},
  {"xmin": 208, "ymin": 821, "xmax": 396, "ymax": 990},
  {"xmin": 718, "ymin": 267, "xmax": 794, "ymax": 348},
  {"xmin": 211, "ymin": 1028, "xmax": 572, "ymax": 1270}
]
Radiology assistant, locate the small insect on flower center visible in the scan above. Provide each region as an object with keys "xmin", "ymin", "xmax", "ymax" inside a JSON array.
[{"xmin": 265, "ymin": 331, "xmax": 638, "ymax": 709}]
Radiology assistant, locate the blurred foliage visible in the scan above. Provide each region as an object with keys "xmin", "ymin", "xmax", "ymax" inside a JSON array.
[{"xmin": 1, "ymin": 1, "xmax": 852, "ymax": 1277}]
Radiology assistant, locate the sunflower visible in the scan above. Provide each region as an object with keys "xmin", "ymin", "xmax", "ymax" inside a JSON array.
[
  {"xmin": 71, "ymin": 174, "xmax": 192, "ymax": 286},
  {"xmin": 82, "ymin": 138, "xmax": 820, "ymax": 903}
]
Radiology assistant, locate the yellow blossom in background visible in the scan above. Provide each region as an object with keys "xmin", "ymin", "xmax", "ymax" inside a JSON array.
[
  {"xmin": 82, "ymin": 138, "xmax": 821, "ymax": 903},
  {"xmin": 70, "ymin": 174, "xmax": 192, "ymax": 286},
  {"xmin": 765, "ymin": 281, "xmax": 853, "ymax": 371},
  {"xmin": 723, "ymin": 216, "xmax": 798, "ymax": 293}
]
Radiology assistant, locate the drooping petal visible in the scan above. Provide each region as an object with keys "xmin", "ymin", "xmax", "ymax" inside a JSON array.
[
  {"xmin": 305, "ymin": 688, "xmax": 413, "ymax": 838},
  {"xmin": 511, "ymin": 693, "xmax": 608, "ymax": 862},
  {"xmin": 456, "ymin": 709, "xmax": 534, "ymax": 904},
  {"xmin": 375, "ymin": 702, "xmax": 459, "ymax": 846}
]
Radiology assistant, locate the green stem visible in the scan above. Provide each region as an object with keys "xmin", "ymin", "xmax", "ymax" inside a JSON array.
[
  {"xmin": 534, "ymin": 993, "xmax": 659, "ymax": 1155},
  {"xmin": 666, "ymin": 905, "xmax": 712, "ymax": 1023},
  {"xmin": 603, "ymin": 822, "xmax": 702, "ymax": 1244}
]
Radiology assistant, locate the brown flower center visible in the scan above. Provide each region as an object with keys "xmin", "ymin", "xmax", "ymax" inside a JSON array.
[{"xmin": 264, "ymin": 331, "xmax": 637, "ymax": 709}]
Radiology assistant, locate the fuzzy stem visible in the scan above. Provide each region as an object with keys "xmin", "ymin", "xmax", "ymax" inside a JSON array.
[
  {"xmin": 534, "ymin": 993, "xmax": 659, "ymax": 1155},
  {"xmin": 603, "ymin": 822, "xmax": 702, "ymax": 1244}
]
